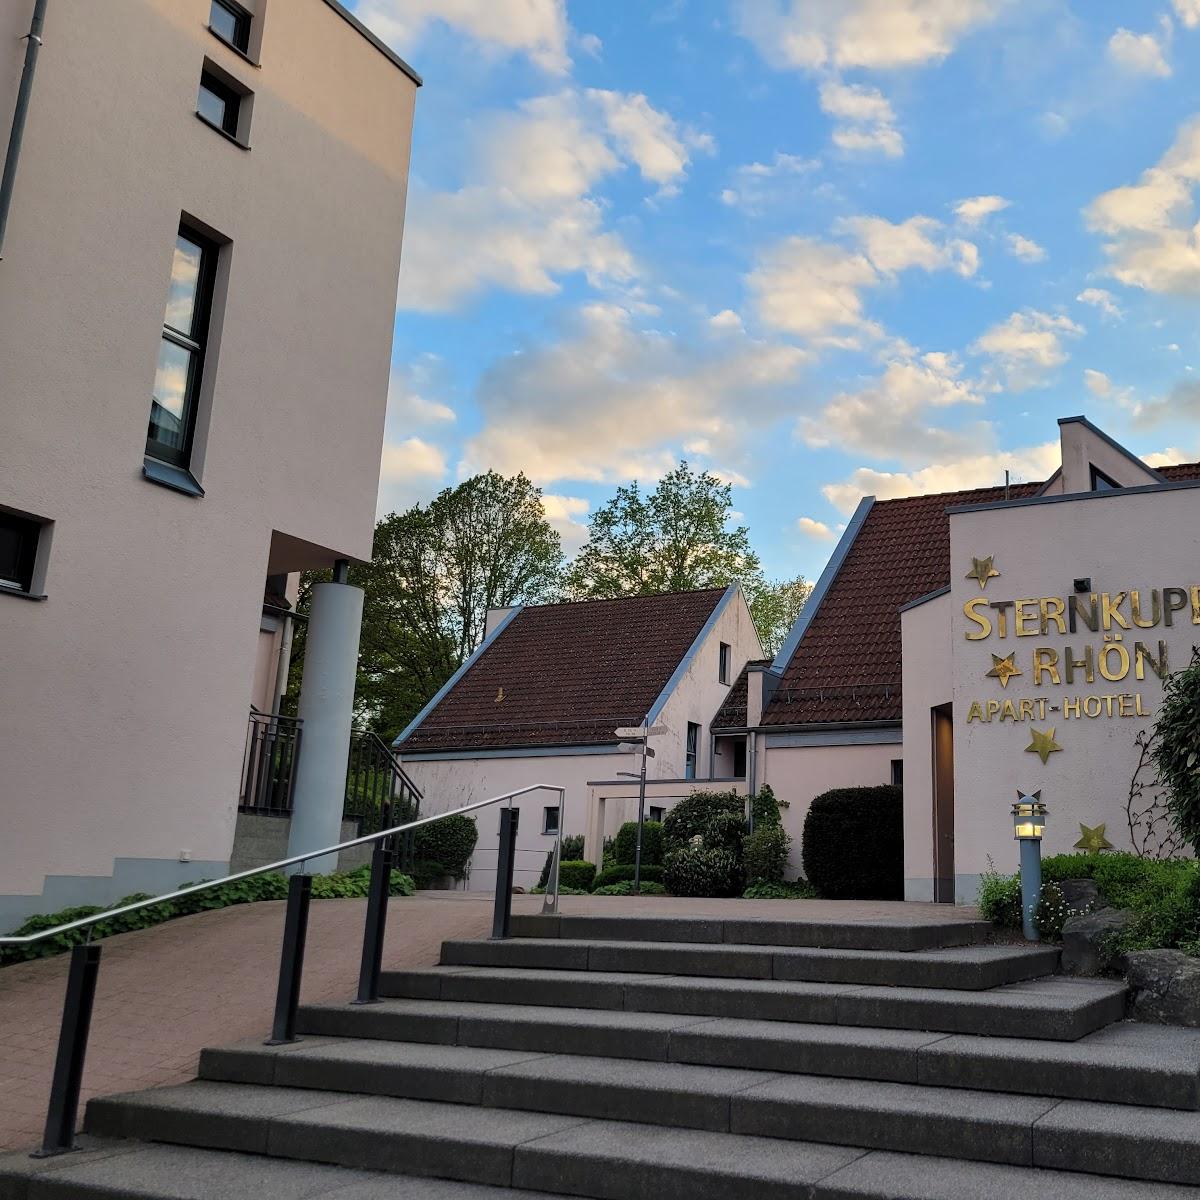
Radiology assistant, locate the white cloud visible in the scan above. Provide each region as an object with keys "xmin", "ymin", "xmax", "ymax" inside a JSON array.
[
  {"xmin": 837, "ymin": 214, "xmax": 978, "ymax": 277},
  {"xmin": 377, "ymin": 436, "xmax": 448, "ymax": 513},
  {"xmin": 399, "ymin": 89, "xmax": 706, "ymax": 311},
  {"xmin": 1037, "ymin": 111, "xmax": 1070, "ymax": 140},
  {"xmin": 720, "ymin": 152, "xmax": 818, "ymax": 214},
  {"xmin": 708, "ymin": 309, "xmax": 744, "ymax": 330},
  {"xmin": 1076, "ymin": 287, "xmax": 1123, "ymax": 318},
  {"xmin": 1005, "ymin": 232, "xmax": 1046, "ymax": 262},
  {"xmin": 462, "ymin": 304, "xmax": 807, "ymax": 485},
  {"xmin": 971, "ymin": 309, "xmax": 1085, "ymax": 391},
  {"xmin": 1133, "ymin": 378, "xmax": 1200, "ymax": 426},
  {"xmin": 577, "ymin": 32, "xmax": 603, "ymax": 58},
  {"xmin": 1107, "ymin": 20, "xmax": 1173, "ymax": 78},
  {"xmin": 1175, "ymin": 0, "xmax": 1200, "ymax": 28},
  {"xmin": 954, "ymin": 194, "xmax": 1010, "ymax": 226},
  {"xmin": 385, "ymin": 358, "xmax": 457, "ymax": 425},
  {"xmin": 357, "ymin": 0, "xmax": 570, "ymax": 73},
  {"xmin": 541, "ymin": 493, "xmax": 590, "ymax": 553},
  {"xmin": 820, "ymin": 82, "xmax": 903, "ymax": 158},
  {"xmin": 734, "ymin": 0, "xmax": 1000, "ymax": 71},
  {"xmin": 796, "ymin": 516, "xmax": 836, "ymax": 541},
  {"xmin": 821, "ymin": 442, "xmax": 1061, "ymax": 514},
  {"xmin": 1083, "ymin": 368, "xmax": 1112, "ymax": 397}
]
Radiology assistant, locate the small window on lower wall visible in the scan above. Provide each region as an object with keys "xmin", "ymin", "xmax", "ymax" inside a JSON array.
[
  {"xmin": 891, "ymin": 758, "xmax": 904, "ymax": 787},
  {"xmin": 0, "ymin": 507, "xmax": 51, "ymax": 599},
  {"xmin": 543, "ymin": 806, "xmax": 560, "ymax": 835},
  {"xmin": 648, "ymin": 806, "xmax": 665, "ymax": 823}
]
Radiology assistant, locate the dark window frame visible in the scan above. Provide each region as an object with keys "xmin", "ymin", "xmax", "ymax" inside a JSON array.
[
  {"xmin": 1090, "ymin": 464, "xmax": 1122, "ymax": 492},
  {"xmin": 209, "ymin": 0, "xmax": 251, "ymax": 53},
  {"xmin": 685, "ymin": 722, "xmax": 699, "ymax": 780},
  {"xmin": 648, "ymin": 806, "xmax": 665, "ymax": 823},
  {"xmin": 197, "ymin": 68, "xmax": 242, "ymax": 137},
  {"xmin": 0, "ymin": 510, "xmax": 42, "ymax": 595},
  {"xmin": 542, "ymin": 805, "xmax": 560, "ymax": 835},
  {"xmin": 146, "ymin": 225, "xmax": 219, "ymax": 469},
  {"xmin": 718, "ymin": 641, "xmax": 731, "ymax": 684}
]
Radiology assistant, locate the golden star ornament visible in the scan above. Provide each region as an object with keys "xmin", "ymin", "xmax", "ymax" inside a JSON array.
[
  {"xmin": 987, "ymin": 652, "xmax": 1022, "ymax": 688},
  {"xmin": 1025, "ymin": 726, "xmax": 1063, "ymax": 765},
  {"xmin": 966, "ymin": 555, "xmax": 1000, "ymax": 589},
  {"xmin": 1075, "ymin": 823, "xmax": 1114, "ymax": 853}
]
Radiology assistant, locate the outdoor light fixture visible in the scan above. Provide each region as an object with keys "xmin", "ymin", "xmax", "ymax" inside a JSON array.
[{"xmin": 1012, "ymin": 790, "xmax": 1048, "ymax": 942}]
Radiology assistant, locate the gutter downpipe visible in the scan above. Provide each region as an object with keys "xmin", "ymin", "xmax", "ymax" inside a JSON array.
[{"xmin": 0, "ymin": 0, "xmax": 47, "ymax": 259}]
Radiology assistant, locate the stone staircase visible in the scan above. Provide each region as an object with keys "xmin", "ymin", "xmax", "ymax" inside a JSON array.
[{"xmin": 6, "ymin": 911, "xmax": 1200, "ymax": 1198}]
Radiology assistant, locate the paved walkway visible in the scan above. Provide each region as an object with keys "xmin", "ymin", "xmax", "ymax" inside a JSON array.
[{"xmin": 0, "ymin": 893, "xmax": 976, "ymax": 1150}]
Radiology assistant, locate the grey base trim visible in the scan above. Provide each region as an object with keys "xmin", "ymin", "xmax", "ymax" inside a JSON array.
[
  {"xmin": 0, "ymin": 856, "xmax": 229, "ymax": 934},
  {"xmin": 905, "ymin": 875, "xmax": 985, "ymax": 906},
  {"xmin": 765, "ymin": 726, "xmax": 903, "ymax": 748}
]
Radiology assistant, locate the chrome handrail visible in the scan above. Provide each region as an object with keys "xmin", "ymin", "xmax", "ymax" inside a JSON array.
[{"xmin": 0, "ymin": 782, "xmax": 566, "ymax": 947}]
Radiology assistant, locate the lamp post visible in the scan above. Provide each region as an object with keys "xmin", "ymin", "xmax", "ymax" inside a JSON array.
[
  {"xmin": 1012, "ymin": 790, "xmax": 1048, "ymax": 942},
  {"xmin": 615, "ymin": 724, "xmax": 665, "ymax": 894}
]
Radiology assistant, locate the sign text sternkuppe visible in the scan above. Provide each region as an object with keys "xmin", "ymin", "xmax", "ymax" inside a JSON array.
[{"xmin": 962, "ymin": 586, "xmax": 1200, "ymax": 725}]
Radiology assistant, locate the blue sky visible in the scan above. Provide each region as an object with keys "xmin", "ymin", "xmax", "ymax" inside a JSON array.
[{"xmin": 355, "ymin": 0, "xmax": 1200, "ymax": 582}]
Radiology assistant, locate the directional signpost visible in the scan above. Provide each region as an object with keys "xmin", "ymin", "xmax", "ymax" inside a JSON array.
[{"xmin": 615, "ymin": 725, "xmax": 666, "ymax": 894}]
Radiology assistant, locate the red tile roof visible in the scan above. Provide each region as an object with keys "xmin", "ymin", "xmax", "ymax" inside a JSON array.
[
  {"xmin": 397, "ymin": 587, "xmax": 729, "ymax": 753},
  {"xmin": 761, "ymin": 462, "xmax": 1200, "ymax": 728},
  {"xmin": 711, "ymin": 659, "xmax": 771, "ymax": 730}
]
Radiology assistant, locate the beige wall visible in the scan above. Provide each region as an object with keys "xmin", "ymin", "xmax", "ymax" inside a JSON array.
[
  {"xmin": 0, "ymin": 0, "xmax": 415, "ymax": 925},
  {"xmin": 947, "ymin": 485, "xmax": 1200, "ymax": 899}
]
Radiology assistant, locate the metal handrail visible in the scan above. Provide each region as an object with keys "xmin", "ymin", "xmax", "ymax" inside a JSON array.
[{"xmin": 0, "ymin": 782, "xmax": 564, "ymax": 947}]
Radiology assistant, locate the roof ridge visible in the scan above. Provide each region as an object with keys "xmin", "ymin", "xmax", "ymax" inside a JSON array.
[{"xmin": 519, "ymin": 585, "xmax": 730, "ymax": 612}]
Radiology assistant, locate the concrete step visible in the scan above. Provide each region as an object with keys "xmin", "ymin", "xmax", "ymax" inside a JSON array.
[
  {"xmin": 439, "ymin": 936, "xmax": 1060, "ymax": 990},
  {"xmin": 82, "ymin": 1078, "xmax": 1200, "ymax": 1189},
  {"xmin": 297, "ymin": 998, "xmax": 1200, "ymax": 1109},
  {"xmin": 381, "ymin": 965, "xmax": 1128, "ymax": 1040},
  {"xmin": 510, "ymin": 913, "xmax": 993, "ymax": 951}
]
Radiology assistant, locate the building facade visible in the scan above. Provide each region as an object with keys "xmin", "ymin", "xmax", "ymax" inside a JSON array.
[{"xmin": 0, "ymin": 0, "xmax": 418, "ymax": 927}]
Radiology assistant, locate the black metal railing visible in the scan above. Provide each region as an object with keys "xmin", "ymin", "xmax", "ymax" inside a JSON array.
[{"xmin": 239, "ymin": 712, "xmax": 303, "ymax": 816}]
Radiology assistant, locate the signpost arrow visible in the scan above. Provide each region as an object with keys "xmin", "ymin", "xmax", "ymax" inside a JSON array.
[{"xmin": 614, "ymin": 725, "xmax": 667, "ymax": 739}]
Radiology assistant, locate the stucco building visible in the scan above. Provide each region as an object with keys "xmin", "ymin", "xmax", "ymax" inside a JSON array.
[{"xmin": 0, "ymin": 0, "xmax": 419, "ymax": 926}]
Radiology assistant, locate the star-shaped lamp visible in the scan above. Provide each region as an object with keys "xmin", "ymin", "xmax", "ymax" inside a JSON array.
[
  {"xmin": 1025, "ymin": 727, "xmax": 1063, "ymax": 765},
  {"xmin": 1075, "ymin": 823, "xmax": 1113, "ymax": 853},
  {"xmin": 987, "ymin": 652, "xmax": 1022, "ymax": 688},
  {"xmin": 966, "ymin": 555, "xmax": 1000, "ymax": 590}
]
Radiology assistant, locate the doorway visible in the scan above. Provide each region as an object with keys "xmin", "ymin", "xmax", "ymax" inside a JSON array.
[{"xmin": 932, "ymin": 704, "xmax": 955, "ymax": 903}]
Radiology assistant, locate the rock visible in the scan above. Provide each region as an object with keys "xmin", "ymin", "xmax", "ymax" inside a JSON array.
[
  {"xmin": 1058, "ymin": 878, "xmax": 1101, "ymax": 912},
  {"xmin": 1126, "ymin": 949, "xmax": 1200, "ymax": 1027},
  {"xmin": 1061, "ymin": 907, "xmax": 1135, "ymax": 976}
]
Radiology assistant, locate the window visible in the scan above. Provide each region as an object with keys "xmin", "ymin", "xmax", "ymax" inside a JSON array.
[
  {"xmin": 719, "ymin": 641, "xmax": 731, "ymax": 684},
  {"xmin": 543, "ymin": 806, "xmax": 560, "ymax": 835},
  {"xmin": 648, "ymin": 806, "xmax": 665, "ymax": 823},
  {"xmin": 147, "ymin": 226, "xmax": 217, "ymax": 469},
  {"xmin": 685, "ymin": 722, "xmax": 699, "ymax": 779},
  {"xmin": 209, "ymin": 0, "xmax": 251, "ymax": 53},
  {"xmin": 0, "ymin": 509, "xmax": 49, "ymax": 598},
  {"xmin": 733, "ymin": 739, "xmax": 747, "ymax": 779},
  {"xmin": 891, "ymin": 758, "xmax": 904, "ymax": 787},
  {"xmin": 197, "ymin": 69, "xmax": 242, "ymax": 137},
  {"xmin": 1090, "ymin": 464, "xmax": 1121, "ymax": 491}
]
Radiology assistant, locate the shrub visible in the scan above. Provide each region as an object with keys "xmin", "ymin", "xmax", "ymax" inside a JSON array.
[
  {"xmin": 801, "ymin": 785, "xmax": 903, "ymax": 900},
  {"xmin": 663, "ymin": 844, "xmax": 742, "ymax": 897},
  {"xmin": 662, "ymin": 790, "xmax": 745, "ymax": 853},
  {"xmin": 1151, "ymin": 647, "xmax": 1200, "ymax": 854},
  {"xmin": 743, "ymin": 879, "xmax": 817, "ymax": 900},
  {"xmin": 613, "ymin": 821, "xmax": 664, "ymax": 867},
  {"xmin": 591, "ymin": 863, "xmax": 664, "ymax": 890},
  {"xmin": 742, "ymin": 823, "xmax": 790, "ymax": 885},
  {"xmin": 592, "ymin": 880, "xmax": 668, "ymax": 896},
  {"xmin": 537, "ymin": 834, "xmax": 586, "ymax": 888},
  {"xmin": 750, "ymin": 783, "xmax": 783, "ymax": 829},
  {"xmin": 412, "ymin": 814, "xmax": 478, "ymax": 879},
  {"xmin": 978, "ymin": 867, "xmax": 1023, "ymax": 929},
  {"xmin": 558, "ymin": 860, "xmax": 597, "ymax": 891}
]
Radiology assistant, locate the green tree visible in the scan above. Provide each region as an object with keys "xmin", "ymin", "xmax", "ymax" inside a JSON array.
[
  {"xmin": 1151, "ymin": 647, "xmax": 1200, "ymax": 854},
  {"xmin": 746, "ymin": 574, "xmax": 812, "ymax": 657},
  {"xmin": 565, "ymin": 461, "xmax": 762, "ymax": 599}
]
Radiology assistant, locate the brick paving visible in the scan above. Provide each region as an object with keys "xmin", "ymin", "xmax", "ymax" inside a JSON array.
[{"xmin": 0, "ymin": 892, "xmax": 976, "ymax": 1151}]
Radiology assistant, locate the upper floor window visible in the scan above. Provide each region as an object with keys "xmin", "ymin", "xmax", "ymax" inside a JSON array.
[
  {"xmin": 197, "ymin": 69, "xmax": 242, "ymax": 137},
  {"xmin": 209, "ymin": 0, "xmax": 251, "ymax": 52},
  {"xmin": 147, "ymin": 226, "xmax": 217, "ymax": 468},
  {"xmin": 685, "ymin": 722, "xmax": 699, "ymax": 780},
  {"xmin": 719, "ymin": 641, "xmax": 731, "ymax": 684},
  {"xmin": 543, "ymin": 806, "xmax": 560, "ymax": 835},
  {"xmin": 0, "ymin": 508, "xmax": 50, "ymax": 599}
]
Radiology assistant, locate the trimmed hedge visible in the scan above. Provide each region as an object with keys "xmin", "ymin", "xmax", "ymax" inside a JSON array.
[
  {"xmin": 412, "ymin": 814, "xmax": 478, "ymax": 879},
  {"xmin": 802, "ymin": 785, "xmax": 903, "ymax": 900},
  {"xmin": 559, "ymin": 860, "xmax": 597, "ymax": 891},
  {"xmin": 1, "ymin": 864, "xmax": 416, "ymax": 967},
  {"xmin": 663, "ymin": 845, "xmax": 742, "ymax": 897},
  {"xmin": 537, "ymin": 834, "xmax": 585, "ymax": 888},
  {"xmin": 742, "ymin": 823, "xmax": 790, "ymax": 885},
  {"xmin": 613, "ymin": 821, "xmax": 664, "ymax": 867},
  {"xmin": 743, "ymin": 879, "xmax": 817, "ymax": 900},
  {"xmin": 591, "ymin": 863, "xmax": 664, "ymax": 890},
  {"xmin": 662, "ymin": 790, "xmax": 744, "ymax": 853}
]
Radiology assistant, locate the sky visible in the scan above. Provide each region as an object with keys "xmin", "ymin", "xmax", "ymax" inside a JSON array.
[{"xmin": 355, "ymin": 0, "xmax": 1200, "ymax": 582}]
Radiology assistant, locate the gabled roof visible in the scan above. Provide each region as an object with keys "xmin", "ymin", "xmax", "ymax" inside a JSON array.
[
  {"xmin": 711, "ymin": 659, "xmax": 771, "ymax": 730},
  {"xmin": 396, "ymin": 587, "xmax": 731, "ymax": 754},
  {"xmin": 762, "ymin": 460, "xmax": 1200, "ymax": 729}
]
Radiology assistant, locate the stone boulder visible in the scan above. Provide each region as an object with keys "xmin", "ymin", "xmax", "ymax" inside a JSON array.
[
  {"xmin": 1125, "ymin": 950, "xmax": 1200, "ymax": 1027},
  {"xmin": 1058, "ymin": 878, "xmax": 1101, "ymax": 913},
  {"xmin": 1060, "ymin": 907, "xmax": 1134, "ymax": 976}
]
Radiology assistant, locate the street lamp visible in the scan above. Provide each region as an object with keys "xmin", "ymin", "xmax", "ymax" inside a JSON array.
[
  {"xmin": 615, "ymin": 724, "xmax": 665, "ymax": 894},
  {"xmin": 1012, "ymin": 790, "xmax": 1048, "ymax": 942}
]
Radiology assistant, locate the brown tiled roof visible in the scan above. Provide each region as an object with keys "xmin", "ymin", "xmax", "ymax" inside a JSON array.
[
  {"xmin": 711, "ymin": 659, "xmax": 771, "ymax": 730},
  {"xmin": 761, "ymin": 460, "xmax": 1200, "ymax": 729},
  {"xmin": 397, "ymin": 587, "xmax": 729, "ymax": 753}
]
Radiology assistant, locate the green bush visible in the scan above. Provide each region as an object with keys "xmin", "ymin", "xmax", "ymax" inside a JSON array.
[
  {"xmin": 801, "ymin": 785, "xmax": 903, "ymax": 900},
  {"xmin": 537, "ymin": 834, "xmax": 585, "ymax": 888},
  {"xmin": 742, "ymin": 879, "xmax": 817, "ymax": 900},
  {"xmin": 592, "ymin": 880, "xmax": 668, "ymax": 896},
  {"xmin": 613, "ymin": 821, "xmax": 664, "ymax": 867},
  {"xmin": 591, "ymin": 863, "xmax": 664, "ymax": 890},
  {"xmin": 409, "ymin": 859, "xmax": 453, "ymax": 889},
  {"xmin": 662, "ymin": 790, "xmax": 745, "ymax": 853},
  {"xmin": 663, "ymin": 845, "xmax": 742, "ymax": 897},
  {"xmin": 412, "ymin": 814, "xmax": 478, "ymax": 879},
  {"xmin": 750, "ymin": 783, "xmax": 783, "ymax": 829},
  {"xmin": 529, "ymin": 885, "xmax": 588, "ymax": 896},
  {"xmin": 978, "ymin": 869, "xmax": 1023, "ymax": 928},
  {"xmin": 742, "ymin": 823, "xmax": 790, "ymax": 884},
  {"xmin": 1151, "ymin": 647, "xmax": 1200, "ymax": 854},
  {"xmin": 1, "ymin": 864, "xmax": 415, "ymax": 966},
  {"xmin": 558, "ymin": 860, "xmax": 597, "ymax": 891}
]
